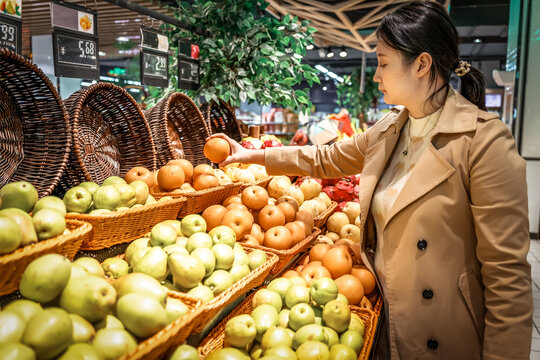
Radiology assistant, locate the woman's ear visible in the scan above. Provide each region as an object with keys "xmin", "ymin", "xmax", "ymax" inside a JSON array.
[{"xmin": 415, "ymin": 52, "xmax": 433, "ymax": 78}]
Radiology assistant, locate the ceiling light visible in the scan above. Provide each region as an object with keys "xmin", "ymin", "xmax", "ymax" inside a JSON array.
[
  {"xmin": 473, "ymin": 38, "xmax": 482, "ymax": 43},
  {"xmin": 116, "ymin": 36, "xmax": 129, "ymax": 42},
  {"xmin": 318, "ymin": 48, "xmax": 326, "ymax": 58},
  {"xmin": 326, "ymin": 47, "xmax": 334, "ymax": 58},
  {"xmin": 315, "ymin": 64, "xmax": 329, "ymax": 73},
  {"xmin": 339, "ymin": 47, "xmax": 347, "ymax": 57},
  {"xmin": 99, "ymin": 51, "xmax": 106, "ymax": 56},
  {"xmin": 323, "ymin": 86, "xmax": 328, "ymax": 91},
  {"xmin": 306, "ymin": 44, "xmax": 314, "ymax": 50}
]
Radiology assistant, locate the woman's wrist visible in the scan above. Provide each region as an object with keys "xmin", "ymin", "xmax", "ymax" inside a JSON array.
[{"xmin": 237, "ymin": 149, "xmax": 265, "ymax": 166}]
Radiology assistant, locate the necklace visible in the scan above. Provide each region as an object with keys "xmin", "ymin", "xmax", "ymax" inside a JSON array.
[{"xmin": 401, "ymin": 111, "xmax": 439, "ymax": 156}]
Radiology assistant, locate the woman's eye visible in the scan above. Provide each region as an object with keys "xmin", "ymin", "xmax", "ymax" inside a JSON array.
[{"xmin": 378, "ymin": 64, "xmax": 386, "ymax": 68}]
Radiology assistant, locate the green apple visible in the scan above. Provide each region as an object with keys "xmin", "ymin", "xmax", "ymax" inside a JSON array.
[
  {"xmin": 158, "ymin": 196, "xmax": 173, "ymax": 202},
  {"xmin": 59, "ymin": 343, "xmax": 102, "ymax": 360},
  {"xmin": 229, "ymin": 263, "xmax": 250, "ymax": 283},
  {"xmin": 0, "ymin": 311, "xmax": 25, "ymax": 345},
  {"xmin": 0, "ymin": 181, "xmax": 38, "ymax": 212},
  {"xmin": 69, "ymin": 313, "xmax": 95, "ymax": 343},
  {"xmin": 289, "ymin": 303, "xmax": 315, "ymax": 331},
  {"xmin": 73, "ymin": 257, "xmax": 105, "ymax": 277},
  {"xmin": 250, "ymin": 344, "xmax": 263, "ymax": 360},
  {"xmin": 292, "ymin": 324, "xmax": 327, "ymax": 349},
  {"xmin": 285, "ymin": 284, "xmax": 310, "ymax": 308},
  {"xmin": 252, "ymin": 289, "xmax": 282, "ymax": 312},
  {"xmin": 129, "ymin": 180, "xmax": 149, "ymax": 205},
  {"xmin": 187, "ymin": 284, "xmax": 214, "ymax": 302},
  {"xmin": 113, "ymin": 273, "xmax": 167, "ymax": 305},
  {"xmin": 224, "ymin": 314, "xmax": 257, "ymax": 348},
  {"xmin": 169, "ymin": 344, "xmax": 200, "ymax": 360},
  {"xmin": 22, "ymin": 307, "xmax": 72, "ymax": 360},
  {"xmin": 63, "ymin": 186, "xmax": 93, "ymax": 213},
  {"xmin": 93, "ymin": 185, "xmax": 121, "ymax": 211},
  {"xmin": 79, "ymin": 181, "xmax": 99, "ymax": 195},
  {"xmin": 160, "ymin": 220, "xmax": 182, "ymax": 236},
  {"xmin": 0, "ymin": 215, "xmax": 21, "ymax": 254},
  {"xmin": 296, "ymin": 341, "xmax": 329, "ymax": 360},
  {"xmin": 233, "ymin": 246, "xmax": 250, "ymax": 266},
  {"xmin": 132, "ymin": 246, "xmax": 168, "ymax": 281},
  {"xmin": 102, "ymin": 176, "xmax": 126, "ymax": 186},
  {"xmin": 89, "ymin": 209, "xmax": 112, "ymax": 215},
  {"xmin": 310, "ymin": 278, "xmax": 338, "ymax": 306},
  {"xmin": 114, "ymin": 183, "xmax": 137, "ymax": 208},
  {"xmin": 191, "ymin": 247, "xmax": 216, "ymax": 277},
  {"xmin": 60, "ymin": 275, "xmax": 116, "ymax": 323},
  {"xmin": 267, "ymin": 278, "xmax": 292, "ymax": 303},
  {"xmin": 0, "ymin": 208, "xmax": 36, "ymax": 247},
  {"xmin": 204, "ymin": 270, "xmax": 233, "ymax": 295},
  {"xmin": 212, "ymin": 243, "xmax": 235, "ymax": 270},
  {"xmin": 264, "ymin": 345, "xmax": 297, "ymax": 359},
  {"xmin": 168, "ymin": 253, "xmax": 205, "ymax": 290},
  {"xmin": 324, "ymin": 327, "xmax": 339, "ymax": 347},
  {"xmin": 329, "ymin": 344, "xmax": 356, "ymax": 360},
  {"xmin": 0, "ymin": 343, "xmax": 35, "ymax": 360},
  {"xmin": 209, "ymin": 225, "xmax": 236, "ymax": 247},
  {"xmin": 33, "ymin": 196, "xmax": 66, "ymax": 216},
  {"xmin": 176, "ymin": 236, "xmax": 188, "ymax": 248},
  {"xmin": 33, "ymin": 209, "xmax": 66, "ymax": 240},
  {"xmin": 130, "ymin": 247, "xmax": 149, "ymax": 267},
  {"xmin": 207, "ymin": 348, "xmax": 250, "ymax": 360},
  {"xmin": 186, "ymin": 232, "xmax": 213, "ymax": 253},
  {"xmin": 348, "ymin": 313, "xmax": 365, "ymax": 336},
  {"xmin": 102, "ymin": 257, "xmax": 129, "ymax": 279},
  {"xmin": 247, "ymin": 250, "xmax": 267, "ymax": 271},
  {"xmin": 164, "ymin": 244, "xmax": 190, "ymax": 257},
  {"xmin": 92, "ymin": 328, "xmax": 137, "ymax": 360},
  {"xmin": 69, "ymin": 263, "xmax": 90, "ymax": 280},
  {"xmin": 165, "ymin": 297, "xmax": 189, "ymax": 323},
  {"xmin": 145, "ymin": 194, "xmax": 157, "ymax": 205},
  {"xmin": 322, "ymin": 300, "xmax": 350, "ymax": 333},
  {"xmin": 116, "ymin": 293, "xmax": 168, "ymax": 338},
  {"xmin": 180, "ymin": 214, "xmax": 206, "ymax": 237},
  {"xmin": 339, "ymin": 330, "xmax": 363, "ymax": 355},
  {"xmin": 19, "ymin": 253, "xmax": 71, "ymax": 303},
  {"xmin": 94, "ymin": 314, "xmax": 125, "ymax": 331},
  {"xmin": 125, "ymin": 237, "xmax": 150, "ymax": 264},
  {"xmin": 336, "ymin": 294, "xmax": 348, "ymax": 305},
  {"xmin": 3, "ymin": 299, "xmax": 42, "ymax": 324},
  {"xmin": 278, "ymin": 309, "xmax": 289, "ymax": 328},
  {"xmin": 261, "ymin": 326, "xmax": 292, "ymax": 349},
  {"xmin": 251, "ymin": 304, "xmax": 279, "ymax": 342}
]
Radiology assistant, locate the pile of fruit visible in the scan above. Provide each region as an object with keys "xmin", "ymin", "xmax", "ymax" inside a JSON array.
[
  {"xmin": 0, "ymin": 254, "xmax": 193, "ymax": 359},
  {"xmin": 108, "ymin": 217, "xmax": 268, "ymax": 303},
  {"xmin": 220, "ymin": 163, "xmax": 269, "ymax": 185},
  {"xmin": 240, "ymin": 135, "xmax": 283, "ymax": 150},
  {"xmin": 316, "ymin": 176, "xmax": 361, "ymax": 208},
  {"xmin": 206, "ymin": 276, "xmax": 365, "ymax": 359},
  {"xmin": 0, "ymin": 181, "xmax": 69, "ymax": 254}
]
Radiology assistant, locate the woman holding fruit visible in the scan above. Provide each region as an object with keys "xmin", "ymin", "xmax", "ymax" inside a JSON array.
[{"xmin": 210, "ymin": 1, "xmax": 532, "ymax": 359}]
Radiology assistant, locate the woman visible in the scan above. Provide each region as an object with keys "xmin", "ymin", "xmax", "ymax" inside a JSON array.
[{"xmin": 211, "ymin": 1, "xmax": 532, "ymax": 358}]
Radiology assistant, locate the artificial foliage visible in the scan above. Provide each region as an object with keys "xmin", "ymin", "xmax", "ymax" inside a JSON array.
[
  {"xmin": 336, "ymin": 67, "xmax": 380, "ymax": 120},
  {"xmin": 146, "ymin": 0, "xmax": 319, "ymax": 111}
]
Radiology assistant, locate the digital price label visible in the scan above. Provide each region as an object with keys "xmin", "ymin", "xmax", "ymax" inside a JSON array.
[
  {"xmin": 177, "ymin": 39, "xmax": 200, "ymax": 90},
  {"xmin": 0, "ymin": 14, "xmax": 21, "ymax": 54},
  {"xmin": 140, "ymin": 27, "xmax": 169, "ymax": 87},
  {"xmin": 53, "ymin": 29, "xmax": 99, "ymax": 79}
]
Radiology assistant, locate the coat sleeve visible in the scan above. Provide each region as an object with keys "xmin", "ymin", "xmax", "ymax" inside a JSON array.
[
  {"xmin": 469, "ymin": 119, "xmax": 532, "ymax": 360},
  {"xmin": 264, "ymin": 130, "xmax": 369, "ymax": 178}
]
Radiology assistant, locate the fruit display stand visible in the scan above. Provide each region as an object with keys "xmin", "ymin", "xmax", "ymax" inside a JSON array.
[
  {"xmin": 66, "ymin": 197, "xmax": 186, "ymax": 251},
  {"xmin": 197, "ymin": 291, "xmax": 378, "ymax": 359},
  {"xmin": 241, "ymin": 227, "xmax": 322, "ymax": 276},
  {"xmin": 144, "ymin": 92, "xmax": 211, "ymax": 168},
  {"xmin": 152, "ymin": 182, "xmax": 243, "ymax": 218},
  {"xmin": 122, "ymin": 291, "xmax": 202, "ymax": 360},
  {"xmin": 200, "ymin": 99, "xmax": 244, "ymax": 142},
  {"xmin": 0, "ymin": 219, "xmax": 92, "ymax": 296},
  {"xmin": 313, "ymin": 201, "xmax": 338, "ymax": 229},
  {"xmin": 58, "ymin": 82, "xmax": 157, "ymax": 191},
  {"xmin": 0, "ymin": 49, "xmax": 71, "ymax": 197}
]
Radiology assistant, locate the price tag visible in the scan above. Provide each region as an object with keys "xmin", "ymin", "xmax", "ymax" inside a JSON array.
[
  {"xmin": 0, "ymin": 14, "xmax": 21, "ymax": 54},
  {"xmin": 140, "ymin": 27, "xmax": 169, "ymax": 87},
  {"xmin": 177, "ymin": 40, "xmax": 200, "ymax": 90}
]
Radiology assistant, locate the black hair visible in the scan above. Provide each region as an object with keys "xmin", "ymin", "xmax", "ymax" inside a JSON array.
[{"xmin": 376, "ymin": 0, "xmax": 486, "ymax": 110}]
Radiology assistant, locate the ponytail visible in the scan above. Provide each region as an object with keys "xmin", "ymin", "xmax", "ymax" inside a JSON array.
[{"xmin": 459, "ymin": 66, "xmax": 487, "ymax": 111}]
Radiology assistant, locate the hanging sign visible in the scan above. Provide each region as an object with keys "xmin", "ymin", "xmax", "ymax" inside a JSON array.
[
  {"xmin": 51, "ymin": 0, "xmax": 99, "ymax": 79},
  {"xmin": 140, "ymin": 26, "xmax": 169, "ymax": 88},
  {"xmin": 0, "ymin": 0, "xmax": 22, "ymax": 54},
  {"xmin": 177, "ymin": 40, "xmax": 200, "ymax": 90}
]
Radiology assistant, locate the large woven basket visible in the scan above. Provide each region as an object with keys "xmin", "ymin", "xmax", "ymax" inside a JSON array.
[
  {"xmin": 0, "ymin": 219, "xmax": 92, "ymax": 296},
  {"xmin": 0, "ymin": 49, "xmax": 71, "ymax": 197},
  {"xmin": 241, "ymin": 227, "xmax": 321, "ymax": 276},
  {"xmin": 239, "ymin": 176, "xmax": 273, "ymax": 191},
  {"xmin": 198, "ymin": 290, "xmax": 378, "ymax": 359},
  {"xmin": 144, "ymin": 92, "xmax": 210, "ymax": 167},
  {"xmin": 59, "ymin": 82, "xmax": 156, "ymax": 190},
  {"xmin": 122, "ymin": 291, "xmax": 202, "ymax": 360},
  {"xmin": 66, "ymin": 197, "xmax": 185, "ymax": 251},
  {"xmin": 314, "ymin": 201, "xmax": 338, "ymax": 229},
  {"xmin": 200, "ymin": 100, "xmax": 243, "ymax": 142}
]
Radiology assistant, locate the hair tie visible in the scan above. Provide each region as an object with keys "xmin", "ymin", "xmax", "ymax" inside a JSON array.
[{"xmin": 454, "ymin": 60, "xmax": 471, "ymax": 77}]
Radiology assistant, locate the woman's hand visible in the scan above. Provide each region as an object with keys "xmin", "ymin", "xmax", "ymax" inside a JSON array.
[{"xmin": 206, "ymin": 133, "xmax": 265, "ymax": 167}]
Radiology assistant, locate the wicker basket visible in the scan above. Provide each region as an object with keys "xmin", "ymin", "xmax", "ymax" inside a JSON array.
[
  {"xmin": 241, "ymin": 228, "xmax": 322, "ymax": 276},
  {"xmin": 200, "ymin": 100, "xmax": 243, "ymax": 142},
  {"xmin": 122, "ymin": 291, "xmax": 202, "ymax": 360},
  {"xmin": 144, "ymin": 93, "xmax": 211, "ymax": 168},
  {"xmin": 198, "ymin": 291, "xmax": 378, "ymax": 359},
  {"xmin": 0, "ymin": 49, "xmax": 71, "ymax": 197},
  {"xmin": 239, "ymin": 176, "xmax": 273, "ymax": 191},
  {"xmin": 66, "ymin": 197, "xmax": 185, "ymax": 251},
  {"xmin": 0, "ymin": 219, "xmax": 91, "ymax": 296},
  {"xmin": 314, "ymin": 201, "xmax": 338, "ymax": 229},
  {"xmin": 59, "ymin": 82, "xmax": 156, "ymax": 190},
  {"xmin": 152, "ymin": 182, "xmax": 242, "ymax": 218}
]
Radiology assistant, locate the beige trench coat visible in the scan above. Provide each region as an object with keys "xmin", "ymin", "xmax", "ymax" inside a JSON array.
[{"xmin": 265, "ymin": 88, "xmax": 532, "ymax": 359}]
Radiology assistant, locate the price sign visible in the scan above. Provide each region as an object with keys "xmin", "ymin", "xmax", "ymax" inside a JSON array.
[
  {"xmin": 140, "ymin": 27, "xmax": 169, "ymax": 87},
  {"xmin": 0, "ymin": 14, "xmax": 22, "ymax": 54},
  {"xmin": 177, "ymin": 40, "xmax": 200, "ymax": 90}
]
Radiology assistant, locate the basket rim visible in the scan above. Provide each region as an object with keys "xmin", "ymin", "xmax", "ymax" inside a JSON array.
[
  {"xmin": 314, "ymin": 201, "xmax": 338, "ymax": 222},
  {"xmin": 241, "ymin": 227, "xmax": 321, "ymax": 257},
  {"xmin": 151, "ymin": 182, "xmax": 242, "ymax": 199},
  {"xmin": 202, "ymin": 99, "xmax": 243, "ymax": 138}
]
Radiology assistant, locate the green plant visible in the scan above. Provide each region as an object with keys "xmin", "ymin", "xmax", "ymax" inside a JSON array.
[
  {"xmin": 147, "ymin": 0, "xmax": 319, "ymax": 111},
  {"xmin": 336, "ymin": 67, "xmax": 380, "ymax": 120}
]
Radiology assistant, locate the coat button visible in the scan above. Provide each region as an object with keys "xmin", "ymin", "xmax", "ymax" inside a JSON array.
[
  {"xmin": 422, "ymin": 289, "xmax": 434, "ymax": 299},
  {"xmin": 427, "ymin": 338, "xmax": 438, "ymax": 350},
  {"xmin": 417, "ymin": 238, "xmax": 427, "ymax": 250}
]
